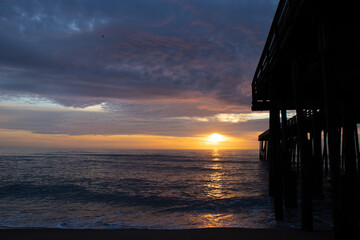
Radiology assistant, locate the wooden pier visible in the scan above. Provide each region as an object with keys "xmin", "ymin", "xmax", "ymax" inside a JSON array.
[{"xmin": 252, "ymin": 0, "xmax": 360, "ymax": 239}]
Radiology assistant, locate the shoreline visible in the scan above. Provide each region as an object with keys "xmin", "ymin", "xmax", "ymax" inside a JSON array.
[{"xmin": 0, "ymin": 227, "xmax": 335, "ymax": 240}]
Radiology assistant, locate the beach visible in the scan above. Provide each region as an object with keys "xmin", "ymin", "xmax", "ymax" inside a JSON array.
[{"xmin": 0, "ymin": 228, "xmax": 335, "ymax": 240}]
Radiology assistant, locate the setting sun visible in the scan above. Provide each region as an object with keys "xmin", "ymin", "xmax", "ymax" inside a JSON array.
[{"xmin": 207, "ymin": 133, "xmax": 227, "ymax": 144}]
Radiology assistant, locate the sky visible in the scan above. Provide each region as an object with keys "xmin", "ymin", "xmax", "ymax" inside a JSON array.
[{"xmin": 0, "ymin": 0, "xmax": 278, "ymax": 150}]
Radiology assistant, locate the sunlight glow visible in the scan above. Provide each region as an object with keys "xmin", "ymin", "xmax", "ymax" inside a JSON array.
[
  {"xmin": 0, "ymin": 129, "xmax": 259, "ymax": 150},
  {"xmin": 207, "ymin": 133, "xmax": 226, "ymax": 144}
]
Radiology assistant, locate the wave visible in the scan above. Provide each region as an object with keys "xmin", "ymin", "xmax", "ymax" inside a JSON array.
[
  {"xmin": 0, "ymin": 183, "xmax": 184, "ymax": 207},
  {"xmin": 0, "ymin": 182, "xmax": 270, "ymax": 213}
]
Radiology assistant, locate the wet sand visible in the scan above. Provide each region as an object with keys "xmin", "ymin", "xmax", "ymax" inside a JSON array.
[{"xmin": 0, "ymin": 228, "xmax": 334, "ymax": 240}]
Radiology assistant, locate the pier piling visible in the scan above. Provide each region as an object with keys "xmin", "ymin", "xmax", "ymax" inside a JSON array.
[{"xmin": 251, "ymin": 0, "xmax": 360, "ymax": 238}]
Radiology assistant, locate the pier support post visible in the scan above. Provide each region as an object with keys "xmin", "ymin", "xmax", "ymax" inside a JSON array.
[
  {"xmin": 342, "ymin": 100, "xmax": 358, "ymax": 239},
  {"xmin": 312, "ymin": 110, "xmax": 323, "ymax": 196},
  {"xmin": 356, "ymin": 125, "xmax": 360, "ymax": 215},
  {"xmin": 265, "ymin": 141, "xmax": 269, "ymax": 162},
  {"xmin": 317, "ymin": 14, "xmax": 357, "ymax": 238},
  {"xmin": 323, "ymin": 130, "xmax": 329, "ymax": 176},
  {"xmin": 269, "ymin": 77, "xmax": 283, "ymax": 220},
  {"xmin": 269, "ymin": 107, "xmax": 283, "ymax": 220},
  {"xmin": 291, "ymin": 60, "xmax": 313, "ymax": 231},
  {"xmin": 281, "ymin": 108, "xmax": 297, "ymax": 208}
]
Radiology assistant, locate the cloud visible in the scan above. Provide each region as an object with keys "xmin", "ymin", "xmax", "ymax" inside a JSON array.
[
  {"xmin": 0, "ymin": 100, "xmax": 268, "ymax": 138},
  {"xmin": 0, "ymin": 0, "xmax": 277, "ymax": 106},
  {"xmin": 0, "ymin": 0, "xmax": 278, "ymax": 146},
  {"xmin": 173, "ymin": 112, "xmax": 268, "ymax": 123}
]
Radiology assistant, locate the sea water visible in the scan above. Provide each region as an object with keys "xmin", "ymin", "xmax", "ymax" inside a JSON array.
[{"xmin": 0, "ymin": 149, "xmax": 332, "ymax": 229}]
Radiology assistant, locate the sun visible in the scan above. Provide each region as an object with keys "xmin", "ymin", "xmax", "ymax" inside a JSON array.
[{"xmin": 207, "ymin": 133, "xmax": 226, "ymax": 144}]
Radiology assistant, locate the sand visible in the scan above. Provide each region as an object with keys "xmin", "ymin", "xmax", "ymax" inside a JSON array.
[{"xmin": 0, "ymin": 228, "xmax": 335, "ymax": 240}]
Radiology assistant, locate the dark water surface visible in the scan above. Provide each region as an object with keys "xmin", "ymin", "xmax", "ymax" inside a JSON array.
[{"xmin": 0, "ymin": 149, "xmax": 331, "ymax": 229}]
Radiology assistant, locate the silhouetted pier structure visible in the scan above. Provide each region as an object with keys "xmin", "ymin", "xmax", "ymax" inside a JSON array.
[{"xmin": 252, "ymin": 0, "xmax": 360, "ymax": 239}]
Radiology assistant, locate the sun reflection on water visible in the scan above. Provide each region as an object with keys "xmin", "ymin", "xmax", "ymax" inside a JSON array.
[
  {"xmin": 204, "ymin": 149, "xmax": 225, "ymax": 199},
  {"xmin": 195, "ymin": 149, "xmax": 238, "ymax": 227},
  {"xmin": 211, "ymin": 148, "xmax": 220, "ymax": 161},
  {"xmin": 206, "ymin": 172, "xmax": 224, "ymax": 199},
  {"xmin": 197, "ymin": 213, "xmax": 235, "ymax": 228},
  {"xmin": 207, "ymin": 162, "xmax": 222, "ymax": 170},
  {"xmin": 212, "ymin": 148, "xmax": 219, "ymax": 158}
]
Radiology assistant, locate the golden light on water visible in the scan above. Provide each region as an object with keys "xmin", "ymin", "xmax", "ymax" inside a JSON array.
[{"xmin": 196, "ymin": 149, "xmax": 235, "ymax": 228}]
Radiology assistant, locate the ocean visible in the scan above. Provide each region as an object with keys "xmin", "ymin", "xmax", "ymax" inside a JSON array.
[{"xmin": 0, "ymin": 149, "xmax": 332, "ymax": 229}]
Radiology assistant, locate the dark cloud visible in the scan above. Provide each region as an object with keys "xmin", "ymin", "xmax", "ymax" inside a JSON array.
[
  {"xmin": 0, "ymin": 0, "xmax": 278, "ymax": 140},
  {"xmin": 0, "ymin": 0, "xmax": 277, "ymax": 106}
]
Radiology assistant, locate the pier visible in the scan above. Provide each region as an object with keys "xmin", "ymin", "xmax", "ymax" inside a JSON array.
[{"xmin": 252, "ymin": 0, "xmax": 360, "ymax": 239}]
